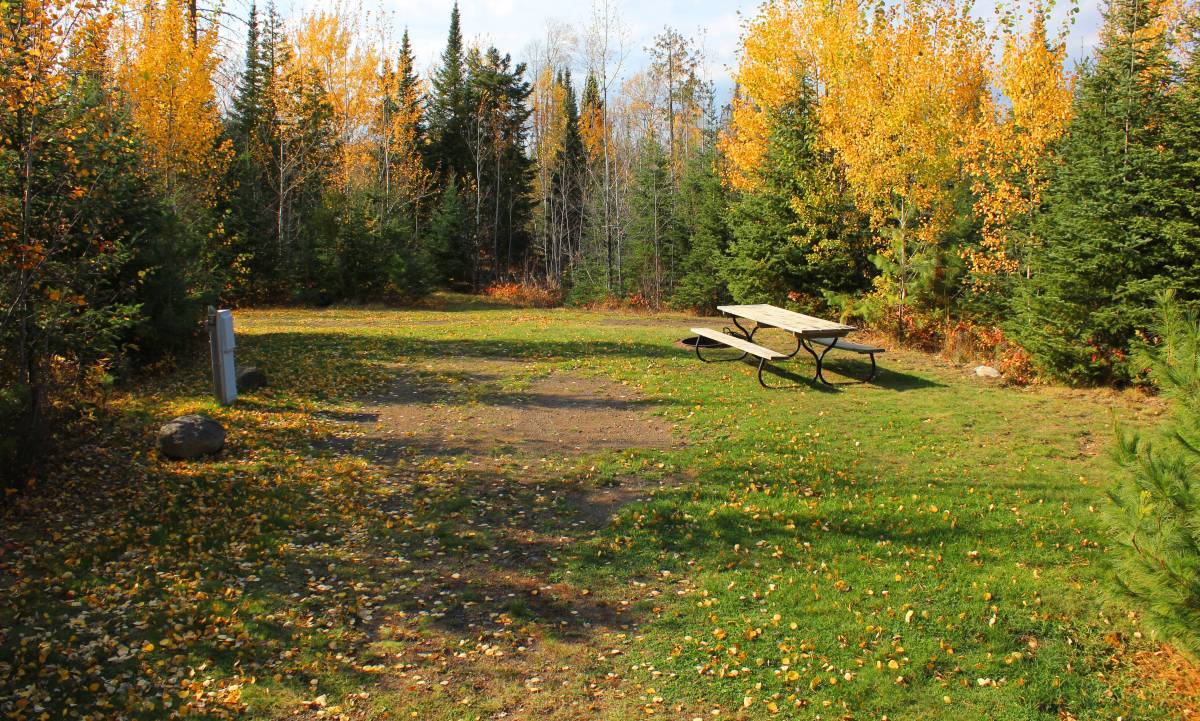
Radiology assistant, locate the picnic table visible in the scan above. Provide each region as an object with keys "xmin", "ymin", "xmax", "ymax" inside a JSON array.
[{"xmin": 688, "ymin": 303, "xmax": 885, "ymax": 387}]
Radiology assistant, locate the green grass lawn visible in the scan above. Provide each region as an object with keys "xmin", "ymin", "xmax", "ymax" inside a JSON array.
[{"xmin": 0, "ymin": 295, "xmax": 1185, "ymax": 720}]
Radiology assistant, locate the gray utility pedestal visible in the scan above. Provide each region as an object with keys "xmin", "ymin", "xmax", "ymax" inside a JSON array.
[{"xmin": 207, "ymin": 308, "xmax": 237, "ymax": 405}]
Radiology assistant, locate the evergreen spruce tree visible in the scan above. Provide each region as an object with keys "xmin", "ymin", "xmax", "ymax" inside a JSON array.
[
  {"xmin": 1011, "ymin": 0, "xmax": 1189, "ymax": 384},
  {"xmin": 397, "ymin": 29, "xmax": 423, "ymax": 142},
  {"xmin": 1163, "ymin": 13, "xmax": 1200, "ymax": 298},
  {"xmin": 550, "ymin": 70, "xmax": 586, "ymax": 273},
  {"xmin": 426, "ymin": 3, "xmax": 470, "ymax": 182},
  {"xmin": 671, "ymin": 141, "xmax": 731, "ymax": 312},
  {"xmin": 558, "ymin": 71, "xmax": 585, "ymax": 170},
  {"xmin": 569, "ymin": 71, "xmax": 610, "ymax": 301},
  {"xmin": 226, "ymin": 2, "xmax": 275, "ymax": 297},
  {"xmin": 426, "ymin": 178, "xmax": 469, "ymax": 285},
  {"xmin": 231, "ymin": 3, "xmax": 264, "ymax": 142},
  {"xmin": 723, "ymin": 92, "xmax": 870, "ymax": 306},
  {"xmin": 460, "ymin": 46, "xmax": 534, "ymax": 280},
  {"xmin": 1107, "ymin": 293, "xmax": 1200, "ymax": 658},
  {"xmin": 581, "ymin": 73, "xmax": 601, "ymax": 131},
  {"xmin": 624, "ymin": 137, "xmax": 681, "ymax": 304}
]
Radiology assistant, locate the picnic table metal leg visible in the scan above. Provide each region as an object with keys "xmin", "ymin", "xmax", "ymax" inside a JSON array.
[
  {"xmin": 806, "ymin": 339, "xmax": 879, "ymax": 384},
  {"xmin": 816, "ymin": 340, "xmax": 839, "ymax": 385},
  {"xmin": 799, "ymin": 337, "xmax": 836, "ymax": 386},
  {"xmin": 756, "ymin": 356, "xmax": 771, "ymax": 388},
  {"xmin": 728, "ymin": 315, "xmax": 755, "ymax": 341}
]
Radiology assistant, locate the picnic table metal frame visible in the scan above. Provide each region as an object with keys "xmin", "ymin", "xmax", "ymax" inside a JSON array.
[
  {"xmin": 690, "ymin": 336, "xmax": 777, "ymax": 388},
  {"xmin": 714, "ymin": 304, "xmax": 873, "ymax": 385}
]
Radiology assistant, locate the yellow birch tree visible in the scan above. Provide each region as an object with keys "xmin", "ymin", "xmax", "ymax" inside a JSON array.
[
  {"xmin": 719, "ymin": 0, "xmax": 822, "ymax": 191},
  {"xmin": 376, "ymin": 55, "xmax": 433, "ymax": 228},
  {"xmin": 814, "ymin": 0, "xmax": 990, "ymax": 328},
  {"xmin": 113, "ymin": 0, "xmax": 228, "ymax": 214},
  {"xmin": 962, "ymin": 9, "xmax": 1074, "ymax": 279},
  {"xmin": 291, "ymin": 6, "xmax": 379, "ymax": 190}
]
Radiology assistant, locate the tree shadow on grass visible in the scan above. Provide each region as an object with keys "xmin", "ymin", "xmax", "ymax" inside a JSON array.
[
  {"xmin": 215, "ymin": 366, "xmax": 661, "ymax": 644},
  {"xmin": 759, "ymin": 361, "xmax": 841, "ymax": 392},
  {"xmin": 818, "ymin": 357, "xmax": 945, "ymax": 391},
  {"xmin": 0, "ymin": 365, "xmax": 660, "ymax": 719},
  {"xmin": 677, "ymin": 348, "xmax": 941, "ymax": 394},
  {"xmin": 244, "ymin": 331, "xmax": 684, "ymax": 364}
]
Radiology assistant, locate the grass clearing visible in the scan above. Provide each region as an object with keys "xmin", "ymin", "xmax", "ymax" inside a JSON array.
[{"xmin": 0, "ymin": 295, "xmax": 1185, "ymax": 720}]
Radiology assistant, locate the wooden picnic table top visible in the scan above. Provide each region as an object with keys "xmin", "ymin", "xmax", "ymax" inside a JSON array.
[{"xmin": 717, "ymin": 304, "xmax": 855, "ymax": 338}]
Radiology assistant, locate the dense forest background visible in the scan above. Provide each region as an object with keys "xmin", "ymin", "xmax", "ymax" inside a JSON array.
[{"xmin": 3, "ymin": 0, "xmax": 1200, "ymax": 482}]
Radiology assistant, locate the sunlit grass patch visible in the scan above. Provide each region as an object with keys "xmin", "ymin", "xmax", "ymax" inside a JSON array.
[{"xmin": 0, "ymin": 295, "xmax": 1179, "ymax": 720}]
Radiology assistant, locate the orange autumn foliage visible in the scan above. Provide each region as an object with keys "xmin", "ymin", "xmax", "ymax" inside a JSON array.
[
  {"xmin": 719, "ymin": 0, "xmax": 822, "ymax": 191},
  {"xmin": 531, "ymin": 66, "xmax": 569, "ymax": 201},
  {"xmin": 377, "ymin": 55, "xmax": 433, "ymax": 217},
  {"xmin": 580, "ymin": 87, "xmax": 606, "ymax": 164},
  {"xmin": 815, "ymin": 0, "xmax": 991, "ymax": 249}
]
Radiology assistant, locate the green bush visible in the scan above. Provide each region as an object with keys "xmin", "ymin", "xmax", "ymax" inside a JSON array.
[{"xmin": 1107, "ymin": 294, "xmax": 1200, "ymax": 657}]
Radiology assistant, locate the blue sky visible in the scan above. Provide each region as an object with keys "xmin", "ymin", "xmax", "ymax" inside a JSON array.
[{"xmin": 281, "ymin": 0, "xmax": 1106, "ymax": 97}]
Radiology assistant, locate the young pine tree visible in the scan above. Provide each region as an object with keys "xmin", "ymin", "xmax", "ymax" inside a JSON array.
[
  {"xmin": 426, "ymin": 179, "xmax": 469, "ymax": 286},
  {"xmin": 1011, "ymin": 0, "xmax": 1193, "ymax": 384},
  {"xmin": 1107, "ymin": 293, "xmax": 1200, "ymax": 658}
]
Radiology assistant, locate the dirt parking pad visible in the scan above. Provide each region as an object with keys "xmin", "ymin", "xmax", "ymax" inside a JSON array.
[{"xmin": 355, "ymin": 358, "xmax": 679, "ymax": 458}]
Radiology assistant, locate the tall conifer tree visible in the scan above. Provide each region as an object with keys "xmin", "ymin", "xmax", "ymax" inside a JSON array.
[
  {"xmin": 231, "ymin": 3, "xmax": 263, "ymax": 141},
  {"xmin": 1163, "ymin": 13, "xmax": 1200, "ymax": 297},
  {"xmin": 427, "ymin": 3, "xmax": 469, "ymax": 181},
  {"xmin": 1012, "ymin": 0, "xmax": 1190, "ymax": 383},
  {"xmin": 724, "ymin": 92, "xmax": 870, "ymax": 306},
  {"xmin": 550, "ymin": 70, "xmax": 586, "ymax": 272},
  {"xmin": 227, "ymin": 2, "xmax": 276, "ymax": 295},
  {"xmin": 397, "ymin": 29, "xmax": 422, "ymax": 140},
  {"xmin": 672, "ymin": 140, "xmax": 731, "ymax": 312}
]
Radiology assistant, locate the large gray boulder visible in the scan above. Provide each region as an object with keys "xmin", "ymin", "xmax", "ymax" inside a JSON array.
[
  {"xmin": 158, "ymin": 414, "xmax": 225, "ymax": 459},
  {"xmin": 236, "ymin": 366, "xmax": 268, "ymax": 392},
  {"xmin": 974, "ymin": 365, "xmax": 1002, "ymax": 379}
]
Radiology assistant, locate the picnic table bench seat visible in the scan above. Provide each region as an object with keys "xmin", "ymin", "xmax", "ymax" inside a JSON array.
[
  {"xmin": 808, "ymin": 337, "xmax": 885, "ymax": 354},
  {"xmin": 689, "ymin": 328, "xmax": 785, "ymax": 359},
  {"xmin": 688, "ymin": 327, "xmax": 785, "ymax": 387}
]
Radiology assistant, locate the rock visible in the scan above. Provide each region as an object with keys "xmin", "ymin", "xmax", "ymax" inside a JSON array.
[
  {"xmin": 974, "ymin": 365, "xmax": 1002, "ymax": 379},
  {"xmin": 158, "ymin": 414, "xmax": 225, "ymax": 459},
  {"xmin": 236, "ymin": 366, "xmax": 267, "ymax": 392}
]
